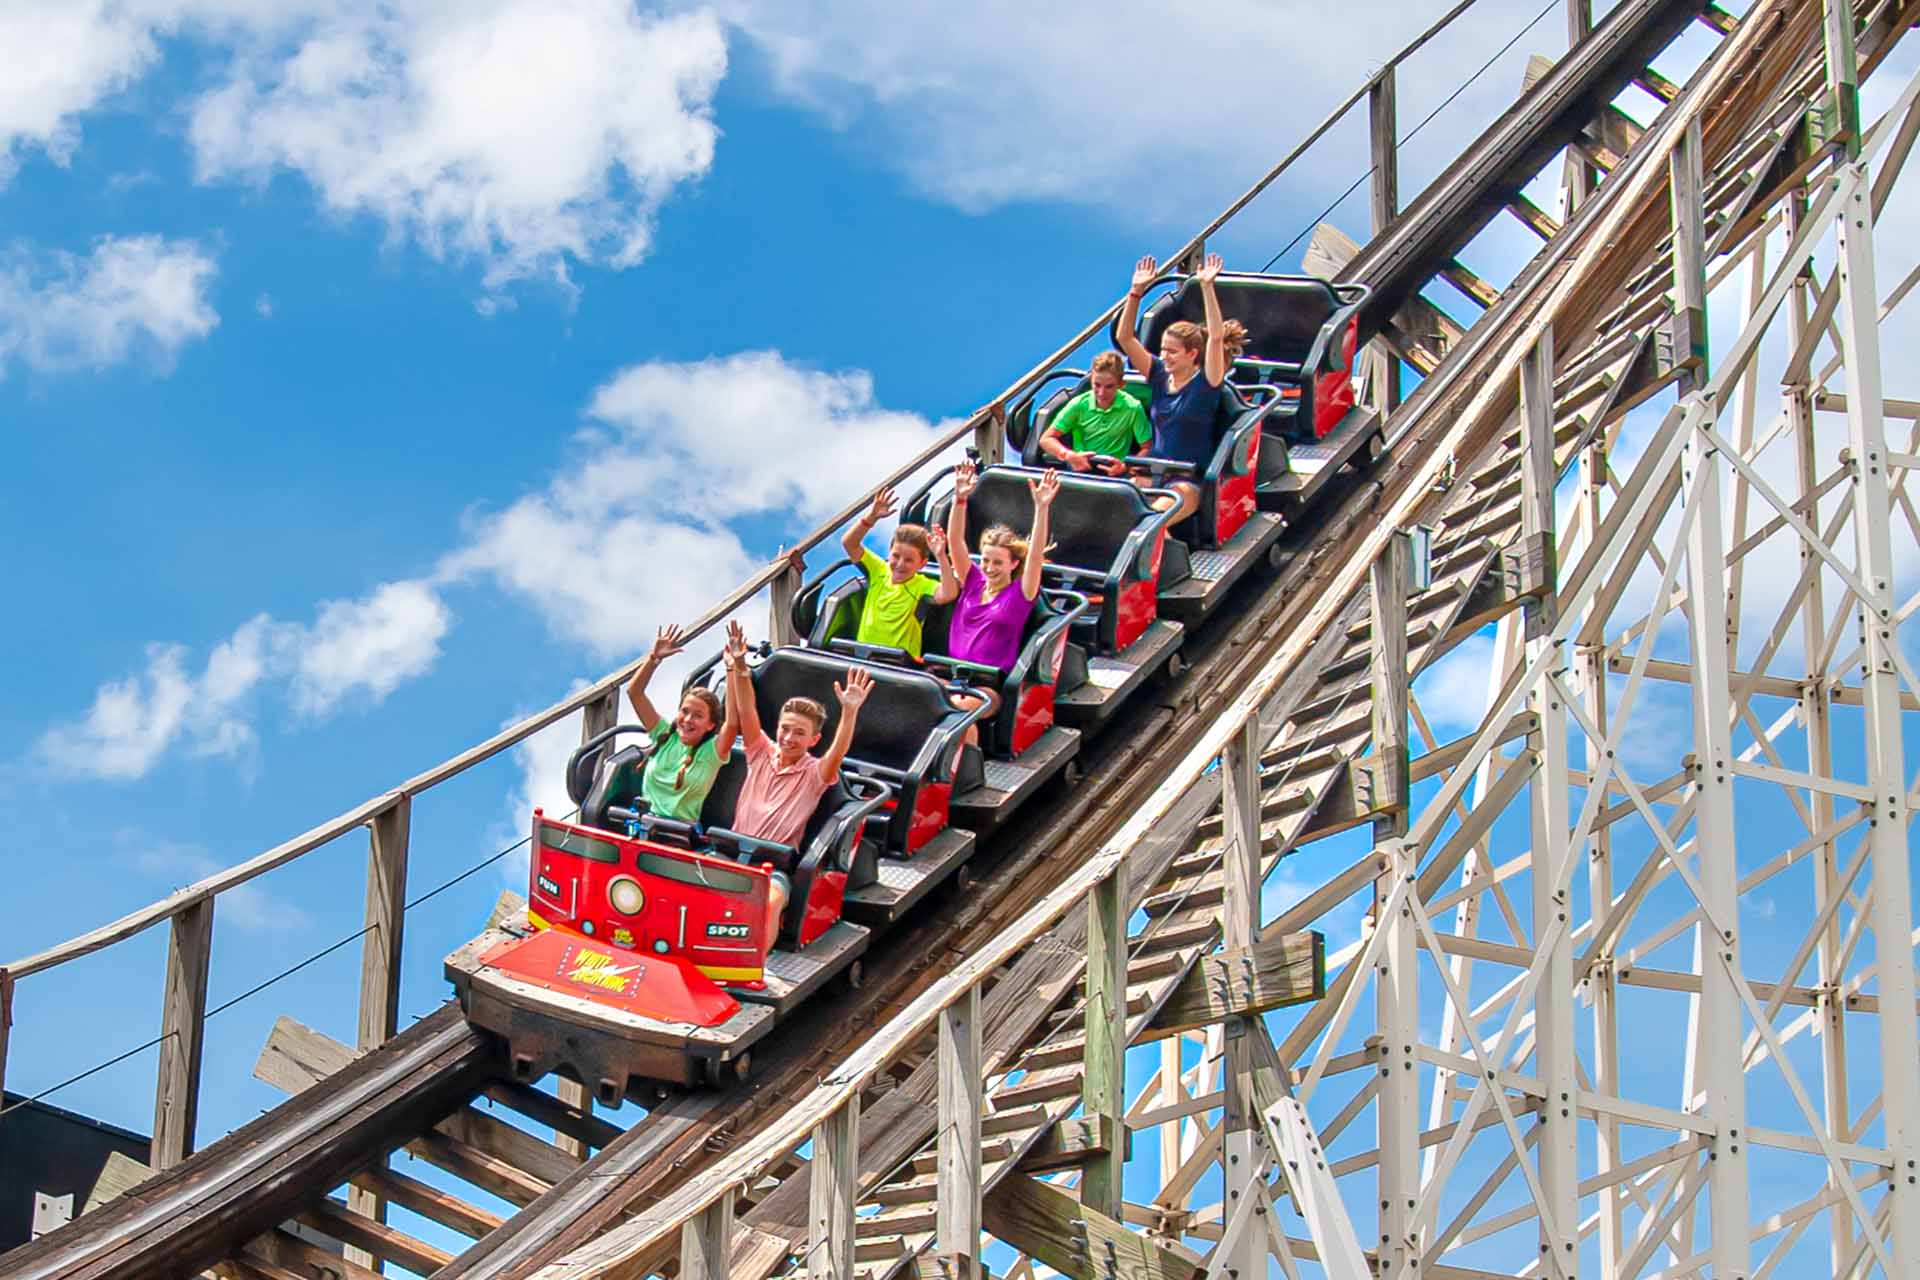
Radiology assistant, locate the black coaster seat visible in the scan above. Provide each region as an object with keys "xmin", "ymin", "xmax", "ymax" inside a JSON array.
[
  {"xmin": 1130, "ymin": 271, "xmax": 1370, "ymax": 442},
  {"xmin": 903, "ymin": 464, "xmax": 1181, "ymax": 656}
]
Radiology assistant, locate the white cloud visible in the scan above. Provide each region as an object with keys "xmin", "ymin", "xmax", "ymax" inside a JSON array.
[
  {"xmin": 1413, "ymin": 632, "xmax": 1500, "ymax": 734},
  {"xmin": 188, "ymin": 0, "xmax": 728, "ymax": 290},
  {"xmin": 39, "ymin": 579, "xmax": 449, "ymax": 779},
  {"xmin": 709, "ymin": 0, "xmax": 1552, "ymax": 218},
  {"xmin": 289, "ymin": 579, "xmax": 451, "ymax": 716},
  {"xmin": 0, "ymin": 0, "xmax": 157, "ymax": 182},
  {"xmin": 118, "ymin": 830, "xmax": 311, "ymax": 932},
  {"xmin": 0, "ymin": 234, "xmax": 219, "ymax": 375},
  {"xmin": 40, "ymin": 645, "xmax": 206, "ymax": 780},
  {"xmin": 42, "ymin": 347, "xmax": 950, "ymax": 779},
  {"xmin": 447, "ymin": 349, "xmax": 957, "ymax": 657}
]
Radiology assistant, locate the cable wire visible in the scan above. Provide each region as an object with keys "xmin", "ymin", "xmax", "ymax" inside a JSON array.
[
  {"xmin": 1260, "ymin": 0, "xmax": 1562, "ymax": 273},
  {"xmin": 1, "ymin": 823, "xmax": 545, "ymax": 1120}
]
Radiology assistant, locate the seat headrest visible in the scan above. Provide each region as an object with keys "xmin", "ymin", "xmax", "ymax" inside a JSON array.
[
  {"xmin": 1139, "ymin": 274, "xmax": 1341, "ymax": 369},
  {"xmin": 750, "ymin": 648, "xmax": 953, "ymax": 771},
  {"xmin": 935, "ymin": 466, "xmax": 1155, "ymax": 571}
]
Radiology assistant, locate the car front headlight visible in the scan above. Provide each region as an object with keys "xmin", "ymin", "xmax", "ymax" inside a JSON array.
[{"xmin": 607, "ymin": 875, "xmax": 645, "ymax": 917}]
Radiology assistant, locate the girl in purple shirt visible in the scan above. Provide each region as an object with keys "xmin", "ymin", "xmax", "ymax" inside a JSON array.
[{"xmin": 931, "ymin": 461, "xmax": 1058, "ymax": 749}]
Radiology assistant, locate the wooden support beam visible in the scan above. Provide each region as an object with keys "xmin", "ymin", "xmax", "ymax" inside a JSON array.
[
  {"xmin": 1142, "ymin": 932, "xmax": 1325, "ymax": 1041},
  {"xmin": 355, "ymin": 1164, "xmax": 504, "ymax": 1239},
  {"xmin": 1217, "ymin": 716, "xmax": 1263, "ymax": 1280},
  {"xmin": 936, "ymin": 988, "xmax": 982, "ymax": 1279},
  {"xmin": 358, "ymin": 797, "xmax": 411, "ymax": 1050},
  {"xmin": 1667, "ymin": 115, "xmax": 1709, "ymax": 384},
  {"xmin": 974, "ymin": 405, "xmax": 1007, "ymax": 466},
  {"xmin": 248, "ymin": 1229, "xmax": 388, "ymax": 1280},
  {"xmin": 0, "ymin": 965, "xmax": 11, "ymax": 1118},
  {"xmin": 809, "ymin": 1097, "xmax": 860, "ymax": 1280},
  {"xmin": 1370, "ymin": 65, "xmax": 1402, "ymax": 415},
  {"xmin": 730, "ymin": 1226, "xmax": 794, "ymax": 1280},
  {"xmin": 152, "ymin": 897, "xmax": 213, "ymax": 1171},
  {"xmin": 680, "ymin": 1189, "xmax": 735, "ymax": 1280},
  {"xmin": 302, "ymin": 1195, "xmax": 453, "ymax": 1275},
  {"xmin": 1081, "ymin": 867, "xmax": 1127, "ymax": 1220},
  {"xmin": 1371, "ymin": 536, "xmax": 1412, "ymax": 825},
  {"xmin": 1506, "ymin": 191, "xmax": 1564, "ymax": 240},
  {"xmin": 1020, "ymin": 1113, "xmax": 1120, "ymax": 1175},
  {"xmin": 349, "ymin": 794, "xmax": 410, "ymax": 1266},
  {"xmin": 984, "ymin": 1175, "xmax": 1201, "ymax": 1280},
  {"xmin": 768, "ymin": 549, "xmax": 804, "ymax": 648}
]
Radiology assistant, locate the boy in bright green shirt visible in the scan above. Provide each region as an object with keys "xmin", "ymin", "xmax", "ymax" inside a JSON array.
[
  {"xmin": 1039, "ymin": 350, "xmax": 1151, "ymax": 474},
  {"xmin": 839, "ymin": 484, "xmax": 958, "ymax": 659}
]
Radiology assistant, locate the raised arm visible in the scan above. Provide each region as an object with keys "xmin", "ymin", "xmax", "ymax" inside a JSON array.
[
  {"xmin": 624, "ymin": 624, "xmax": 685, "ymax": 731},
  {"xmin": 841, "ymin": 486, "xmax": 897, "ymax": 562},
  {"xmin": 714, "ymin": 621, "xmax": 741, "ymax": 756},
  {"xmin": 722, "ymin": 621, "xmax": 767, "ymax": 752},
  {"xmin": 944, "ymin": 459, "xmax": 976, "ymax": 602},
  {"xmin": 1116, "ymin": 254, "xmax": 1157, "ymax": 378},
  {"xmin": 1197, "ymin": 252, "xmax": 1229, "ymax": 387},
  {"xmin": 929, "ymin": 525, "xmax": 961, "ymax": 606},
  {"xmin": 819, "ymin": 666, "xmax": 873, "ymax": 785},
  {"xmin": 1021, "ymin": 467, "xmax": 1057, "ymax": 600}
]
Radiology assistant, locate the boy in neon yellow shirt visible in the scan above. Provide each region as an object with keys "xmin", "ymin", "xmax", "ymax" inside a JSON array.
[{"xmin": 838, "ymin": 484, "xmax": 959, "ymax": 659}]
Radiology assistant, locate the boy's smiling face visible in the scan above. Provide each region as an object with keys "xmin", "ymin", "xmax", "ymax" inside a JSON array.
[{"xmin": 887, "ymin": 538, "xmax": 927, "ymax": 584}]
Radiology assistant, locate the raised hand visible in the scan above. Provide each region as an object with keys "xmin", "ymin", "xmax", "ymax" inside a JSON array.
[
  {"xmin": 649, "ymin": 624, "xmax": 686, "ymax": 663},
  {"xmin": 1030, "ymin": 466, "xmax": 1060, "ymax": 508},
  {"xmin": 1195, "ymin": 252, "xmax": 1224, "ymax": 285},
  {"xmin": 865, "ymin": 486, "xmax": 899, "ymax": 524},
  {"xmin": 725, "ymin": 619, "xmax": 749, "ymax": 665},
  {"xmin": 953, "ymin": 458, "xmax": 977, "ymax": 502},
  {"xmin": 835, "ymin": 666, "xmax": 874, "ymax": 709},
  {"xmin": 928, "ymin": 525, "xmax": 949, "ymax": 561},
  {"xmin": 1131, "ymin": 254, "xmax": 1158, "ymax": 294}
]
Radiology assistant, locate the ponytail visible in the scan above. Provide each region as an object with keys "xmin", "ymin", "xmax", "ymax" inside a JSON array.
[
  {"xmin": 667, "ymin": 687, "xmax": 724, "ymax": 788},
  {"xmin": 1217, "ymin": 319, "xmax": 1249, "ymax": 361}
]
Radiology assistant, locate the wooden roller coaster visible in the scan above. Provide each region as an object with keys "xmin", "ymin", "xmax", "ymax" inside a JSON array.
[{"xmin": 8, "ymin": 2, "xmax": 1920, "ymax": 1277}]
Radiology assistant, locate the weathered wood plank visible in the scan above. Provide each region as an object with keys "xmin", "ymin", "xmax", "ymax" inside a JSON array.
[
  {"xmin": 982, "ymin": 1176, "xmax": 1200, "ymax": 1280},
  {"xmin": 809, "ymin": 1096, "xmax": 860, "ymax": 1280},
  {"xmin": 302, "ymin": 1195, "xmax": 453, "ymax": 1275},
  {"xmin": 81, "ymin": 1151, "xmax": 155, "ymax": 1215},
  {"xmin": 4, "ymin": 1006, "xmax": 493, "ymax": 1280},
  {"xmin": 680, "ymin": 1190, "xmax": 734, "ymax": 1280},
  {"xmin": 355, "ymin": 1164, "xmax": 504, "ymax": 1240},
  {"xmin": 1142, "ymin": 931, "xmax": 1326, "ymax": 1041},
  {"xmin": 1017, "ymin": 1114, "xmax": 1119, "ymax": 1175},
  {"xmin": 936, "ymin": 988, "xmax": 982, "ymax": 1278},
  {"xmin": 1080, "ymin": 868, "xmax": 1126, "ymax": 1220},
  {"xmin": 152, "ymin": 897, "xmax": 214, "ymax": 1170}
]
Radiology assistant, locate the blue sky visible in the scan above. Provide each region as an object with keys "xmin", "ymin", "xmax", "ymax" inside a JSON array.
[
  {"xmin": 8, "ymin": 0, "xmax": 1919, "ymax": 1274},
  {"xmin": 1, "ymin": 0, "xmax": 1570, "ymax": 1137}
]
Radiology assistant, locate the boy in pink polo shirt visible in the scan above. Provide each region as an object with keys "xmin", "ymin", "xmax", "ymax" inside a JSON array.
[{"xmin": 721, "ymin": 621, "xmax": 874, "ymax": 848}]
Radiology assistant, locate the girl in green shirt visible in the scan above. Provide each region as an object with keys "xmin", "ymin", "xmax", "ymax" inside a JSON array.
[{"xmin": 624, "ymin": 624, "xmax": 738, "ymax": 823}]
